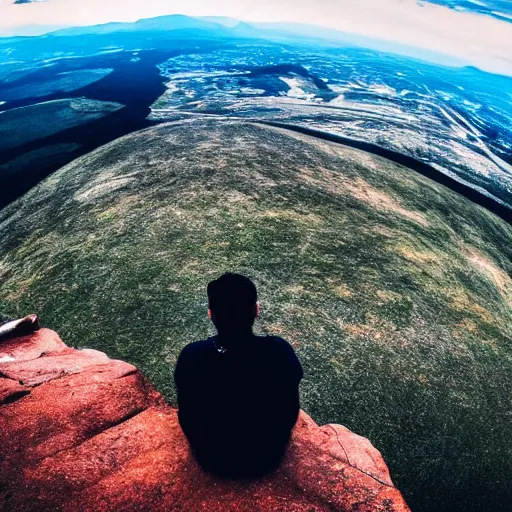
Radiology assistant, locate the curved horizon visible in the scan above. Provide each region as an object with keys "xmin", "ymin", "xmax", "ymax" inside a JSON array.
[{"xmin": 1, "ymin": 0, "xmax": 512, "ymax": 76}]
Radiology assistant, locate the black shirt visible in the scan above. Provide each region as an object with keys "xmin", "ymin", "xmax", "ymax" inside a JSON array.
[{"xmin": 174, "ymin": 333, "xmax": 303, "ymax": 477}]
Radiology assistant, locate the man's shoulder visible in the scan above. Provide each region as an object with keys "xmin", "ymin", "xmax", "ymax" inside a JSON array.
[
  {"xmin": 257, "ymin": 335, "xmax": 303, "ymax": 380},
  {"xmin": 178, "ymin": 337, "xmax": 215, "ymax": 359},
  {"xmin": 258, "ymin": 334, "xmax": 294, "ymax": 350},
  {"xmin": 174, "ymin": 337, "xmax": 214, "ymax": 384},
  {"xmin": 257, "ymin": 335, "xmax": 300, "ymax": 361}
]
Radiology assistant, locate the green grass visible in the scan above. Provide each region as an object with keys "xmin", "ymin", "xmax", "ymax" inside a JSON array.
[{"xmin": 0, "ymin": 119, "xmax": 511, "ymax": 511}]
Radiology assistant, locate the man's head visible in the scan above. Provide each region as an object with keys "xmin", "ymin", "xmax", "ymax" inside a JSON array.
[{"xmin": 207, "ymin": 273, "xmax": 260, "ymax": 334}]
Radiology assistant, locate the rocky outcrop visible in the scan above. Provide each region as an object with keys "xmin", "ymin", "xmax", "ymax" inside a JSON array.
[{"xmin": 0, "ymin": 326, "xmax": 410, "ymax": 511}]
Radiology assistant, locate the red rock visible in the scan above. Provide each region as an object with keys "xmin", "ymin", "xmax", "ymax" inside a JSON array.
[
  {"xmin": 0, "ymin": 370, "xmax": 160, "ymax": 464},
  {"xmin": 0, "ymin": 348, "xmax": 116, "ymax": 385},
  {"xmin": 0, "ymin": 329, "xmax": 410, "ymax": 512},
  {"xmin": 0, "ymin": 377, "xmax": 30, "ymax": 403},
  {"xmin": 46, "ymin": 359, "xmax": 137, "ymax": 388},
  {"xmin": 0, "ymin": 327, "xmax": 66, "ymax": 363},
  {"xmin": 25, "ymin": 407, "xmax": 181, "ymax": 494},
  {"xmin": 311, "ymin": 419, "xmax": 393, "ymax": 486}
]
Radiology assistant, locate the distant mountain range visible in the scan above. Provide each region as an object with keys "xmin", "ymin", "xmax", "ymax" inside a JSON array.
[
  {"xmin": 24, "ymin": 14, "xmax": 466, "ymax": 69},
  {"xmin": 50, "ymin": 14, "xmax": 238, "ymax": 37}
]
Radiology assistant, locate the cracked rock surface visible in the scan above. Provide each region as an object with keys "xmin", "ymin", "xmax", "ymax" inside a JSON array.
[{"xmin": 0, "ymin": 328, "xmax": 410, "ymax": 511}]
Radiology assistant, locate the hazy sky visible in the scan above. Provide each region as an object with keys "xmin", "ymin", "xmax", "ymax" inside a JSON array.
[{"xmin": 2, "ymin": 0, "xmax": 512, "ymax": 76}]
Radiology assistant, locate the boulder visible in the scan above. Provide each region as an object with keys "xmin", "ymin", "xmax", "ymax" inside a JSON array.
[
  {"xmin": 0, "ymin": 328, "xmax": 410, "ymax": 511},
  {"xmin": 0, "ymin": 326, "xmax": 65, "ymax": 363},
  {"xmin": 0, "ymin": 377, "xmax": 30, "ymax": 404}
]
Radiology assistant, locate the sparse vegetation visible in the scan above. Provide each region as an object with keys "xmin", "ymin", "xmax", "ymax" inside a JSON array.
[{"xmin": 0, "ymin": 119, "xmax": 511, "ymax": 511}]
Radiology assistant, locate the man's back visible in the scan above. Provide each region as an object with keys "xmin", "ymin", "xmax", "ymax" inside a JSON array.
[{"xmin": 174, "ymin": 333, "xmax": 303, "ymax": 477}]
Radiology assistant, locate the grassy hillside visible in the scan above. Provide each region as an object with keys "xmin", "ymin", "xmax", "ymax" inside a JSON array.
[{"xmin": 0, "ymin": 119, "xmax": 511, "ymax": 511}]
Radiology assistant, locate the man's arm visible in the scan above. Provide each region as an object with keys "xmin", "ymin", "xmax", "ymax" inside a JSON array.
[
  {"xmin": 283, "ymin": 347, "xmax": 303, "ymax": 431},
  {"xmin": 174, "ymin": 346, "xmax": 207, "ymax": 451},
  {"xmin": 269, "ymin": 338, "xmax": 303, "ymax": 433}
]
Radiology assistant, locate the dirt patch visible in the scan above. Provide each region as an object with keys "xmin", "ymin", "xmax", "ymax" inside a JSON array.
[
  {"xmin": 297, "ymin": 166, "xmax": 428, "ymax": 227},
  {"xmin": 338, "ymin": 312, "xmax": 397, "ymax": 342},
  {"xmin": 325, "ymin": 278, "xmax": 353, "ymax": 298},
  {"xmin": 5, "ymin": 275, "xmax": 39, "ymax": 302},
  {"xmin": 353, "ymin": 151, "xmax": 379, "ymax": 171},
  {"xmin": 376, "ymin": 290, "xmax": 403, "ymax": 302},
  {"xmin": 347, "ymin": 178, "xmax": 429, "ymax": 227},
  {"xmin": 395, "ymin": 244, "xmax": 441, "ymax": 265},
  {"xmin": 76, "ymin": 176, "xmax": 137, "ymax": 203},
  {"xmin": 222, "ymin": 190, "xmax": 253, "ymax": 203},
  {"xmin": 265, "ymin": 322, "xmax": 290, "ymax": 337},
  {"xmin": 456, "ymin": 318, "xmax": 480, "ymax": 334},
  {"xmin": 284, "ymin": 284, "xmax": 306, "ymax": 294},
  {"xmin": 340, "ymin": 321, "xmax": 389, "ymax": 341},
  {"xmin": 95, "ymin": 195, "xmax": 140, "ymax": 221},
  {"xmin": 448, "ymin": 286, "xmax": 496, "ymax": 324},
  {"xmin": 371, "ymin": 225, "xmax": 398, "ymax": 238},
  {"xmin": 467, "ymin": 251, "xmax": 512, "ymax": 300},
  {"xmin": 260, "ymin": 209, "xmax": 323, "ymax": 225},
  {"xmin": 178, "ymin": 258, "xmax": 205, "ymax": 276}
]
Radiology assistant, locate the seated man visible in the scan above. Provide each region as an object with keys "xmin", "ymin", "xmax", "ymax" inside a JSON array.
[{"xmin": 174, "ymin": 272, "xmax": 303, "ymax": 478}]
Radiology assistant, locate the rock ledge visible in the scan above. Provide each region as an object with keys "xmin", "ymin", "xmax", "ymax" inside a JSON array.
[{"xmin": 0, "ymin": 328, "xmax": 410, "ymax": 511}]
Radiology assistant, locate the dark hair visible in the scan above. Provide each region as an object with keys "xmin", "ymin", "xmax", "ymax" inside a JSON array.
[{"xmin": 207, "ymin": 273, "xmax": 258, "ymax": 333}]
